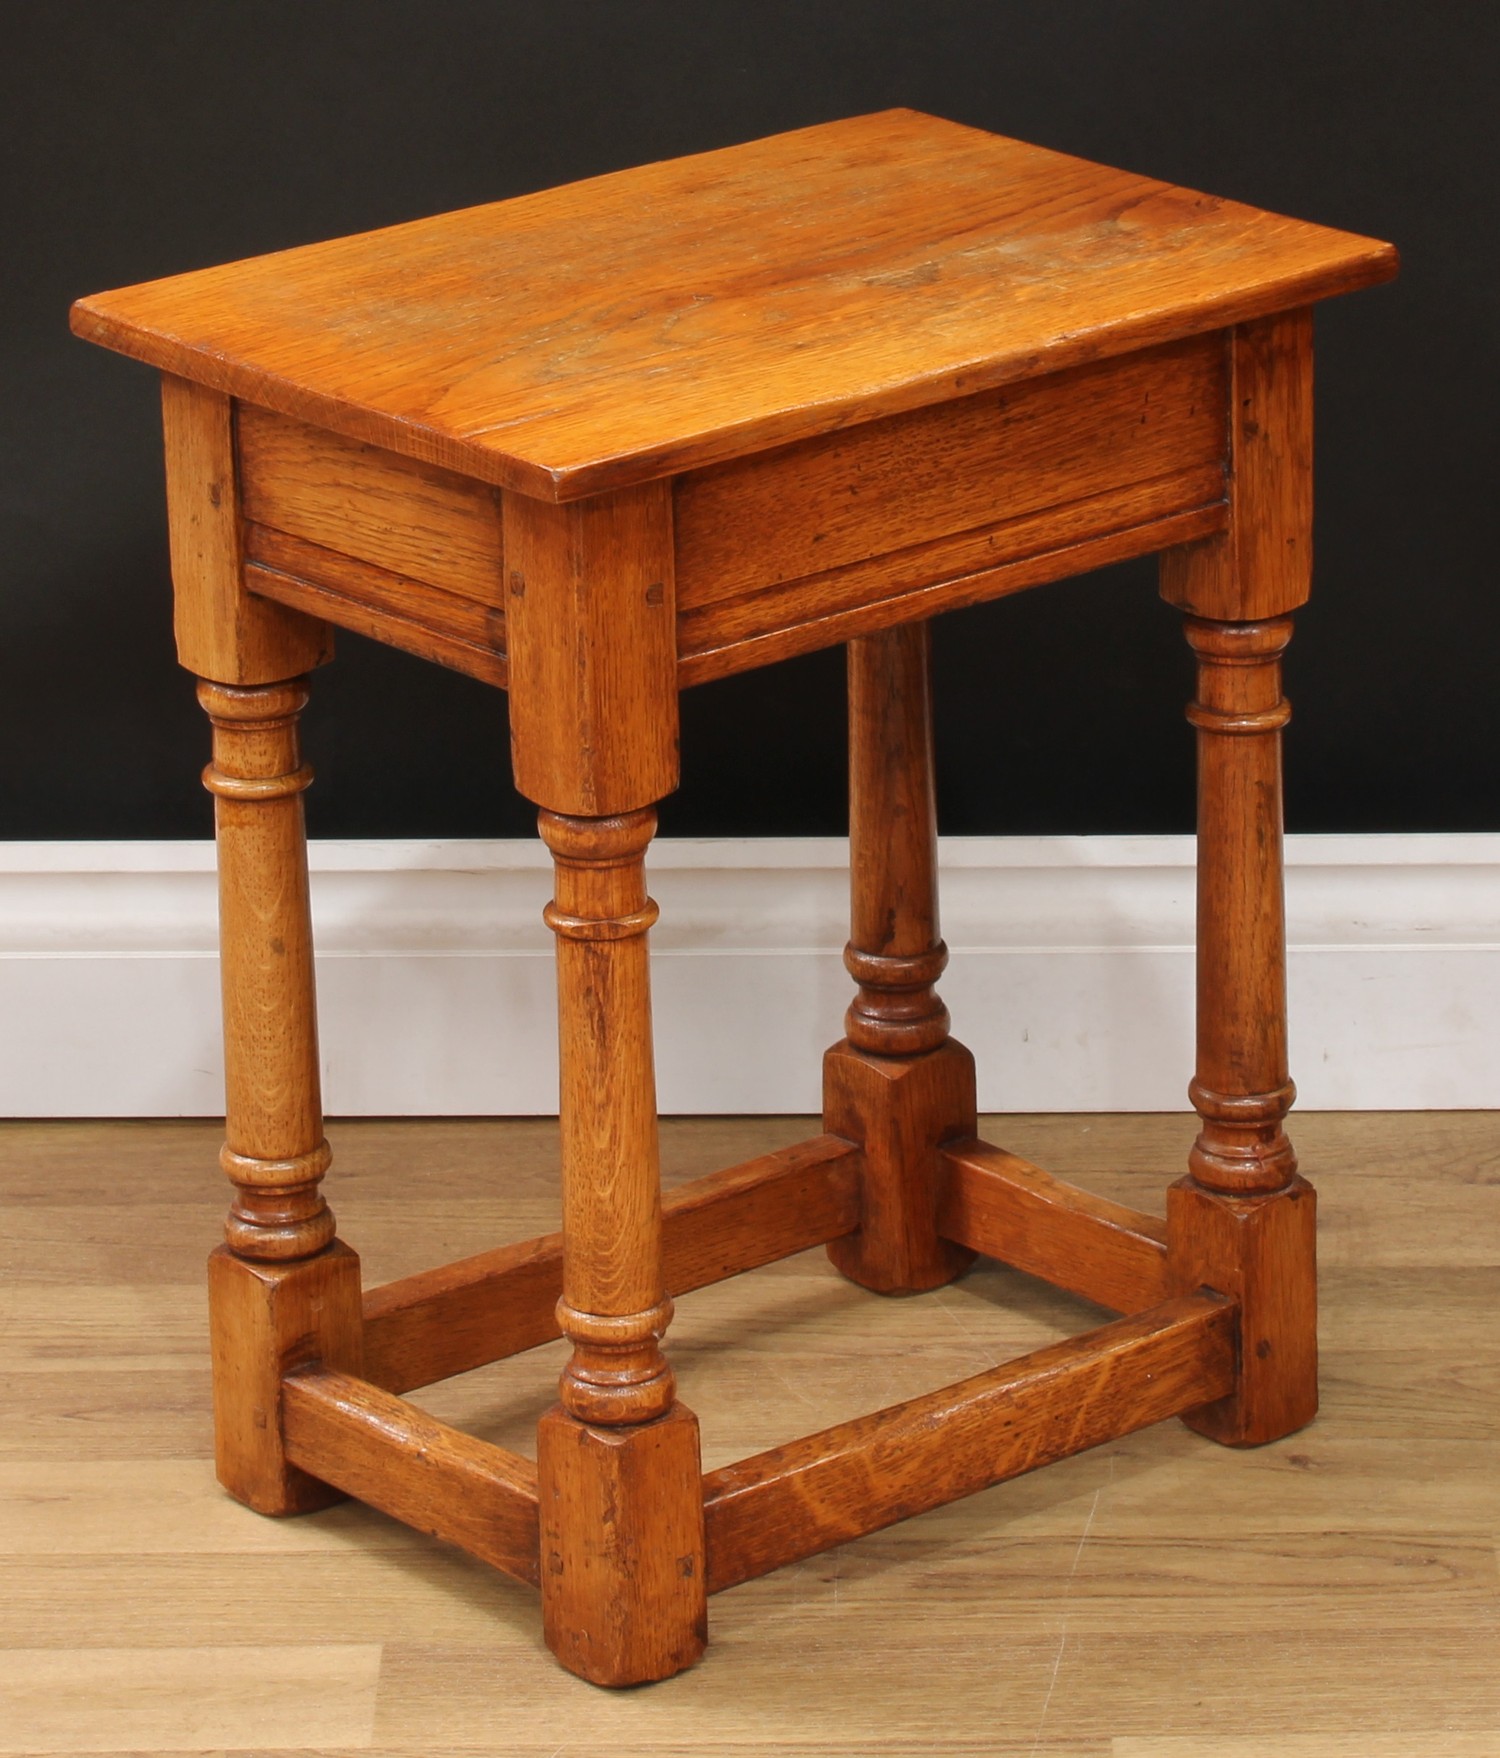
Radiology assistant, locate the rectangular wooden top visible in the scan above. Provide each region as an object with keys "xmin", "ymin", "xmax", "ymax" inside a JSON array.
[{"xmin": 73, "ymin": 109, "xmax": 1396, "ymax": 502}]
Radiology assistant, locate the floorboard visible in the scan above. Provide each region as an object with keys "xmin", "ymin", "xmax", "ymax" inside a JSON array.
[{"xmin": 0, "ymin": 1112, "xmax": 1495, "ymax": 1753}]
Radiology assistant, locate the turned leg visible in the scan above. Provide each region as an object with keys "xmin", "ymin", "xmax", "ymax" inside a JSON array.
[
  {"xmin": 199, "ymin": 678, "xmax": 362, "ymax": 1512},
  {"xmin": 1168, "ymin": 616, "xmax": 1316, "ymax": 1445},
  {"xmin": 825, "ymin": 622, "xmax": 976, "ymax": 1294},
  {"xmin": 535, "ymin": 808, "xmax": 706, "ymax": 1687}
]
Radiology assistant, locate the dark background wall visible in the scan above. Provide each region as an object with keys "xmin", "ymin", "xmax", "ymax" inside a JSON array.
[{"xmin": 3, "ymin": 1, "xmax": 1493, "ymax": 842}]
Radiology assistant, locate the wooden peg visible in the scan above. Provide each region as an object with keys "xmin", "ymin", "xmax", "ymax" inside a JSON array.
[{"xmin": 825, "ymin": 623, "xmax": 976, "ymax": 1293}]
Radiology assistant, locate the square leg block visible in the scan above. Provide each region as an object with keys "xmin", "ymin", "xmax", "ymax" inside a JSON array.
[
  {"xmin": 1168, "ymin": 1173, "xmax": 1317, "ymax": 1446},
  {"xmin": 537, "ymin": 1402, "xmax": 708, "ymax": 1686},
  {"xmin": 823, "ymin": 1037, "xmax": 978, "ymax": 1293},
  {"xmin": 208, "ymin": 1240, "xmax": 364, "ymax": 1514}
]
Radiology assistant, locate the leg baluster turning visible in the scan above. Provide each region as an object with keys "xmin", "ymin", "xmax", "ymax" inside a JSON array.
[
  {"xmin": 1169, "ymin": 617, "xmax": 1317, "ymax": 1446},
  {"xmin": 198, "ymin": 677, "xmax": 362, "ymax": 1513},
  {"xmin": 825, "ymin": 623, "xmax": 976, "ymax": 1294},
  {"xmin": 535, "ymin": 807, "xmax": 706, "ymax": 1687}
]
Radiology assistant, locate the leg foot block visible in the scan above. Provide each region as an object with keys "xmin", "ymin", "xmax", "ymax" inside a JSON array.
[
  {"xmin": 538, "ymin": 1403, "xmax": 707, "ymax": 1686},
  {"xmin": 1168, "ymin": 1173, "xmax": 1316, "ymax": 1446},
  {"xmin": 207, "ymin": 1240, "xmax": 363, "ymax": 1514},
  {"xmin": 824, "ymin": 1037, "xmax": 977, "ymax": 1293}
]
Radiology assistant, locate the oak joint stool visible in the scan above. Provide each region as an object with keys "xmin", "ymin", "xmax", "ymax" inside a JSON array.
[{"xmin": 74, "ymin": 110, "xmax": 1397, "ymax": 1686}]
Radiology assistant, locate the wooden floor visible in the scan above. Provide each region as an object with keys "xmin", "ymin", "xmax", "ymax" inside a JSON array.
[{"xmin": 1, "ymin": 1111, "xmax": 1496, "ymax": 1755}]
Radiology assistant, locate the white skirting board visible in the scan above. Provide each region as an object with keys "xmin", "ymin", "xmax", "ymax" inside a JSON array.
[{"xmin": 3, "ymin": 834, "xmax": 1497, "ymax": 1117}]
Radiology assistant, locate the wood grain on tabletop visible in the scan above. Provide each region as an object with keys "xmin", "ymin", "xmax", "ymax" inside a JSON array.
[
  {"xmin": 71, "ymin": 110, "xmax": 1397, "ymax": 501},
  {"xmin": 3, "ymin": 1111, "xmax": 1496, "ymax": 1752}
]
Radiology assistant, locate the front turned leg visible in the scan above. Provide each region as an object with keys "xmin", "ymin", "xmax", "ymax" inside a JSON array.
[
  {"xmin": 1169, "ymin": 618, "xmax": 1316, "ymax": 1446},
  {"xmin": 825, "ymin": 623, "xmax": 976, "ymax": 1294},
  {"xmin": 535, "ymin": 808, "xmax": 706, "ymax": 1687},
  {"xmin": 198, "ymin": 678, "xmax": 362, "ymax": 1513}
]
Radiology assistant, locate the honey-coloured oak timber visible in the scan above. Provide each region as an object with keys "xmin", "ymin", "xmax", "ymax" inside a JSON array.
[
  {"xmin": 825, "ymin": 622, "xmax": 976, "ymax": 1293},
  {"xmin": 72, "ymin": 107, "xmax": 1395, "ymax": 1688},
  {"xmin": 1181, "ymin": 614, "xmax": 1300, "ymax": 1198},
  {"xmin": 538, "ymin": 1403, "xmax": 707, "ymax": 1687},
  {"xmin": 539, "ymin": 808, "xmax": 680, "ymax": 1428},
  {"xmin": 245, "ymin": 526, "xmax": 507, "ymax": 688},
  {"xmin": 236, "ymin": 402, "xmax": 510, "ymax": 686},
  {"xmin": 703, "ymin": 1293, "xmax": 1236, "ymax": 1593},
  {"xmin": 1168, "ymin": 1171, "xmax": 1317, "ymax": 1446},
  {"xmin": 198, "ymin": 672, "xmax": 366, "ymax": 1517},
  {"xmin": 937, "ymin": 1139, "xmax": 1170, "ymax": 1315},
  {"xmin": 73, "ymin": 111, "xmax": 1395, "ymax": 500},
  {"xmin": 1160, "ymin": 310, "xmax": 1313, "ymax": 622},
  {"xmin": 282, "ymin": 1367, "xmax": 540, "ymax": 1586},
  {"xmin": 675, "ymin": 486, "xmax": 1225, "ymax": 685},
  {"xmin": 676, "ymin": 338, "xmax": 1224, "ymax": 615},
  {"xmin": 237, "ymin": 403, "xmax": 505, "ymax": 605},
  {"xmin": 842, "ymin": 624, "xmax": 952, "ymax": 1061},
  {"xmin": 199, "ymin": 678, "xmax": 333, "ymax": 1263},
  {"xmin": 674, "ymin": 336, "xmax": 1226, "ymax": 674},
  {"xmin": 208, "ymin": 1242, "xmax": 363, "ymax": 1516},
  {"xmin": 1165, "ymin": 598, "xmax": 1317, "ymax": 1446},
  {"xmin": 361, "ymin": 1135, "xmax": 860, "ymax": 1395},
  {"xmin": 162, "ymin": 377, "xmax": 332, "ymax": 686},
  {"xmin": 506, "ymin": 489, "xmax": 676, "ymax": 816}
]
